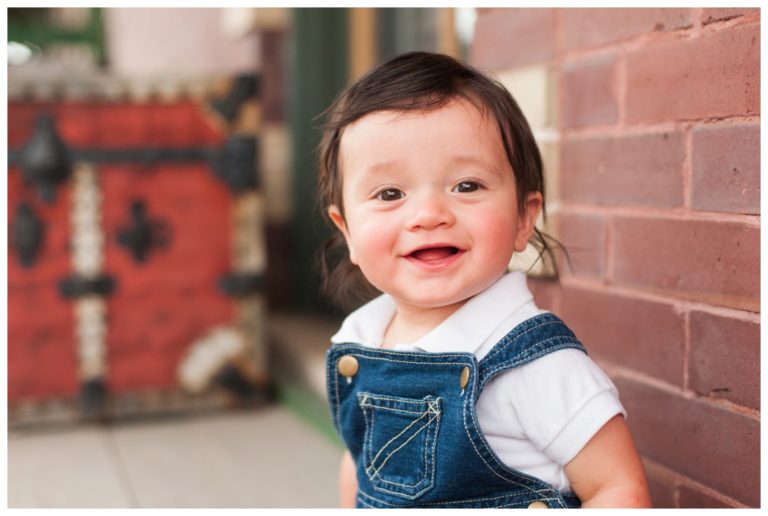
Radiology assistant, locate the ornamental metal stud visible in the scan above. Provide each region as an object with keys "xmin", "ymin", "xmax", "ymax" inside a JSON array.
[
  {"xmin": 20, "ymin": 114, "xmax": 72, "ymax": 203},
  {"xmin": 11, "ymin": 202, "xmax": 44, "ymax": 267},
  {"xmin": 210, "ymin": 135, "xmax": 259, "ymax": 192},
  {"xmin": 116, "ymin": 200, "xmax": 171, "ymax": 263}
]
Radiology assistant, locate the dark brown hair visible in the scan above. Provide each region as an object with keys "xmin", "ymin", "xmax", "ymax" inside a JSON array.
[{"xmin": 317, "ymin": 51, "xmax": 560, "ymax": 310}]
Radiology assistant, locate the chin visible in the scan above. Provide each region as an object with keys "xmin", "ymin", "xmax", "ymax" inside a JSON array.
[{"xmin": 400, "ymin": 292, "xmax": 471, "ymax": 310}]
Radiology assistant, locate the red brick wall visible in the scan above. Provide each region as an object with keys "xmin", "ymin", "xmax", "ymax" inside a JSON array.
[{"xmin": 472, "ymin": 8, "xmax": 760, "ymax": 508}]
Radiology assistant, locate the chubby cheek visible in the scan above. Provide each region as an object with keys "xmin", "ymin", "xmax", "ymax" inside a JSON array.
[
  {"xmin": 469, "ymin": 209, "xmax": 520, "ymax": 263},
  {"xmin": 346, "ymin": 215, "xmax": 398, "ymax": 270}
]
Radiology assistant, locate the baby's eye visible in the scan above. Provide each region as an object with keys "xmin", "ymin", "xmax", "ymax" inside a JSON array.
[
  {"xmin": 453, "ymin": 181, "xmax": 480, "ymax": 193},
  {"xmin": 376, "ymin": 188, "xmax": 404, "ymax": 201}
]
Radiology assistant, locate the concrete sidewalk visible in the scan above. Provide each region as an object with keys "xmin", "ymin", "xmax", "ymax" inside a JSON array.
[{"xmin": 8, "ymin": 405, "xmax": 341, "ymax": 508}]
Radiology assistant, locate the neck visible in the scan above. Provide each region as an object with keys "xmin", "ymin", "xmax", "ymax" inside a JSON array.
[{"xmin": 381, "ymin": 300, "xmax": 466, "ymax": 348}]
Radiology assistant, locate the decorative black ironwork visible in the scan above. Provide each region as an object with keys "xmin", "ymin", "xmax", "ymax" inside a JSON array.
[
  {"xmin": 209, "ymin": 74, "xmax": 260, "ymax": 122},
  {"xmin": 20, "ymin": 114, "xmax": 72, "ymax": 203},
  {"xmin": 210, "ymin": 135, "xmax": 260, "ymax": 192},
  {"xmin": 8, "ymin": 146, "xmax": 211, "ymax": 165},
  {"xmin": 58, "ymin": 275, "xmax": 116, "ymax": 298},
  {"xmin": 116, "ymin": 200, "xmax": 171, "ymax": 263},
  {"xmin": 9, "ymin": 125, "xmax": 261, "ymax": 195},
  {"xmin": 11, "ymin": 202, "xmax": 44, "ymax": 267},
  {"xmin": 218, "ymin": 272, "xmax": 265, "ymax": 297}
]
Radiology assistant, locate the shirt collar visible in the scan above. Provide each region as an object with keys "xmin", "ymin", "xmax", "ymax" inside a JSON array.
[
  {"xmin": 330, "ymin": 271, "xmax": 534, "ymax": 354},
  {"xmin": 330, "ymin": 293, "xmax": 397, "ymax": 348}
]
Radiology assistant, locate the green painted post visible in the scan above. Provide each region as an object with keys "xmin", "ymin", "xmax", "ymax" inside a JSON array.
[{"xmin": 288, "ymin": 8, "xmax": 349, "ymax": 312}]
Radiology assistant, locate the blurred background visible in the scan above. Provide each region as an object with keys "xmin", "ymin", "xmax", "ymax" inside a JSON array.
[{"xmin": 6, "ymin": 7, "xmax": 760, "ymax": 508}]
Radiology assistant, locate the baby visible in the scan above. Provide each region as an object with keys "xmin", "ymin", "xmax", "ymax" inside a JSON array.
[{"xmin": 318, "ymin": 52, "xmax": 650, "ymax": 508}]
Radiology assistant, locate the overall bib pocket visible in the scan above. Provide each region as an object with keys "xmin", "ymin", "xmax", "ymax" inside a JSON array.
[{"xmin": 357, "ymin": 392, "xmax": 442, "ymax": 500}]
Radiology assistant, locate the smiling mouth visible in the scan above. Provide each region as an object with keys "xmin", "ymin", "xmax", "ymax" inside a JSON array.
[{"xmin": 408, "ymin": 246, "xmax": 462, "ymax": 262}]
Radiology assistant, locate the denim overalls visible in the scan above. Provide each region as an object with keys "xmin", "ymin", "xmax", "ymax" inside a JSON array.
[{"xmin": 326, "ymin": 313, "xmax": 586, "ymax": 508}]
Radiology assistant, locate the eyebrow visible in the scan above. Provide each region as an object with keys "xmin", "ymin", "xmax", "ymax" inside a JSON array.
[
  {"xmin": 364, "ymin": 156, "xmax": 502, "ymax": 175},
  {"xmin": 364, "ymin": 160, "xmax": 401, "ymax": 174},
  {"xmin": 449, "ymin": 155, "xmax": 504, "ymax": 177}
]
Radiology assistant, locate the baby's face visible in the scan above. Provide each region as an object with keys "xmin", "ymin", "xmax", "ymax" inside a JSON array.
[{"xmin": 329, "ymin": 98, "xmax": 540, "ymax": 314}]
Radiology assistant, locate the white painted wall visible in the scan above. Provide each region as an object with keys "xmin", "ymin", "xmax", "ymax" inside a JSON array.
[{"xmin": 103, "ymin": 8, "xmax": 261, "ymax": 76}]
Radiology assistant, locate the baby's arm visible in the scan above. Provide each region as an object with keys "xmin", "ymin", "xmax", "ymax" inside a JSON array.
[
  {"xmin": 564, "ymin": 414, "xmax": 651, "ymax": 507},
  {"xmin": 339, "ymin": 450, "xmax": 358, "ymax": 508}
]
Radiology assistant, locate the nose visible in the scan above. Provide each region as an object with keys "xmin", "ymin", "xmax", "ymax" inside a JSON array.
[{"xmin": 406, "ymin": 191, "xmax": 455, "ymax": 231}]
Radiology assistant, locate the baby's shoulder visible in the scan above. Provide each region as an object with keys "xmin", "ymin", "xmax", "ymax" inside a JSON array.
[
  {"xmin": 480, "ymin": 348, "xmax": 624, "ymax": 458},
  {"xmin": 488, "ymin": 347, "xmax": 613, "ymax": 395}
]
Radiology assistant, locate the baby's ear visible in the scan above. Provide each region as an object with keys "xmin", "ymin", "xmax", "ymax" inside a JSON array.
[
  {"xmin": 514, "ymin": 192, "xmax": 543, "ymax": 252},
  {"xmin": 328, "ymin": 205, "xmax": 357, "ymax": 264}
]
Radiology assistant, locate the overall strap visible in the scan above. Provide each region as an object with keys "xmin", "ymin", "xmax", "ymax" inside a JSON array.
[{"xmin": 476, "ymin": 313, "xmax": 586, "ymax": 395}]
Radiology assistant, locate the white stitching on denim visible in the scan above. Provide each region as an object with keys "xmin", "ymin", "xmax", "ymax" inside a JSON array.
[
  {"xmin": 356, "ymin": 495, "xmax": 376, "ymax": 508},
  {"xmin": 481, "ymin": 316, "xmax": 562, "ymax": 362},
  {"xmin": 358, "ymin": 393, "xmax": 441, "ymax": 500},
  {"xmin": 423, "ymin": 494, "xmax": 560, "ymax": 506},
  {"xmin": 330, "ymin": 341, "xmax": 574, "ymax": 507},
  {"xmin": 360, "ymin": 397, "xmax": 373, "ymax": 465},
  {"xmin": 363, "ymin": 393, "xmax": 435, "ymax": 404},
  {"xmin": 503, "ymin": 334, "xmax": 576, "ymax": 362},
  {"xmin": 335, "ymin": 346, "xmax": 470, "ymax": 360},
  {"xmin": 361, "ymin": 405, "xmax": 425, "ymax": 415},
  {"xmin": 365, "ymin": 410, "xmax": 430, "ymax": 475},
  {"xmin": 358, "ymin": 393, "xmax": 442, "ymax": 493},
  {"xmin": 482, "ymin": 337, "xmax": 579, "ymax": 381},
  {"xmin": 461, "ymin": 372, "xmax": 550, "ymax": 496},
  {"xmin": 481, "ymin": 340, "xmax": 583, "ymax": 385},
  {"xmin": 482, "ymin": 326, "xmax": 573, "ymax": 366},
  {"xmin": 357, "ymin": 354, "xmax": 470, "ymax": 367},
  {"xmin": 358, "ymin": 489, "xmax": 399, "ymax": 507},
  {"xmin": 359, "ymin": 487, "xmax": 563, "ymax": 508},
  {"xmin": 332, "ymin": 364, "xmax": 341, "ymax": 430},
  {"xmin": 369, "ymin": 407, "xmax": 376, "ymax": 465},
  {"xmin": 369, "ymin": 413, "xmax": 438, "ymax": 481}
]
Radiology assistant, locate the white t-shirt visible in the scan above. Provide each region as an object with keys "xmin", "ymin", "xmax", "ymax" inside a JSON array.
[{"xmin": 331, "ymin": 271, "xmax": 625, "ymax": 493}]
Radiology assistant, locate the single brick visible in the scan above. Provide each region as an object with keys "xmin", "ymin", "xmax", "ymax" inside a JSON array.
[
  {"xmin": 626, "ymin": 23, "xmax": 759, "ymax": 123},
  {"xmin": 688, "ymin": 311, "xmax": 759, "ymax": 409},
  {"xmin": 471, "ymin": 9, "xmax": 556, "ymax": 70},
  {"xmin": 691, "ymin": 123, "xmax": 760, "ymax": 215},
  {"xmin": 678, "ymin": 485, "xmax": 735, "ymax": 508},
  {"xmin": 560, "ymin": 285, "xmax": 685, "ymax": 386},
  {"xmin": 562, "ymin": 53, "xmax": 618, "ymax": 128},
  {"xmin": 702, "ymin": 8, "xmax": 758, "ymax": 25},
  {"xmin": 558, "ymin": 213, "xmax": 606, "ymax": 278},
  {"xmin": 562, "ymin": 8, "xmax": 692, "ymax": 50},
  {"xmin": 561, "ymin": 132, "xmax": 684, "ymax": 208},
  {"xmin": 612, "ymin": 218, "xmax": 759, "ymax": 306},
  {"xmin": 615, "ymin": 377, "xmax": 760, "ymax": 506}
]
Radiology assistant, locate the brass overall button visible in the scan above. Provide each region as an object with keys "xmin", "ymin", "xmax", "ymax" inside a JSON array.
[
  {"xmin": 527, "ymin": 501, "xmax": 549, "ymax": 509},
  {"xmin": 459, "ymin": 366, "xmax": 470, "ymax": 389},
  {"xmin": 338, "ymin": 355, "xmax": 359, "ymax": 377}
]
